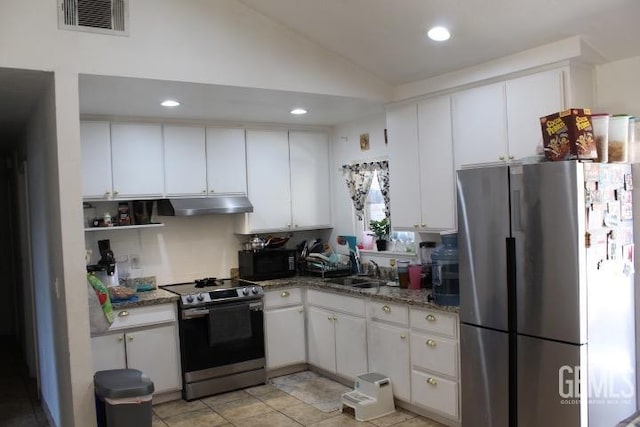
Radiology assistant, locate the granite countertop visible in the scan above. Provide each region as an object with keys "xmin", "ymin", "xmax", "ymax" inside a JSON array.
[
  {"xmin": 246, "ymin": 276, "xmax": 460, "ymax": 314},
  {"xmin": 110, "ymin": 288, "xmax": 179, "ymax": 309}
]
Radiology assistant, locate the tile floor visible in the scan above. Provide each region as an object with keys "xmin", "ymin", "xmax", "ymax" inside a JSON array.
[
  {"xmin": 0, "ymin": 336, "xmax": 49, "ymax": 427},
  {"xmin": 152, "ymin": 372, "xmax": 447, "ymax": 427}
]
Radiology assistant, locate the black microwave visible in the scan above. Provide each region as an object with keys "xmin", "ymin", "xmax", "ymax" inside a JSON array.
[{"xmin": 238, "ymin": 249, "xmax": 297, "ymax": 281}]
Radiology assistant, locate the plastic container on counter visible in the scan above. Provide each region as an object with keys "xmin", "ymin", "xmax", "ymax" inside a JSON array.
[
  {"xmin": 609, "ymin": 115, "xmax": 631, "ymax": 163},
  {"xmin": 419, "ymin": 241, "xmax": 437, "ymax": 289},
  {"xmin": 591, "ymin": 113, "xmax": 610, "ymax": 163},
  {"xmin": 397, "ymin": 260, "xmax": 410, "ymax": 289}
]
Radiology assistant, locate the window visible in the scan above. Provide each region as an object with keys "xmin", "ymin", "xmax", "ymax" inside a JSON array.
[
  {"xmin": 362, "ymin": 171, "xmax": 415, "ymax": 252},
  {"xmin": 363, "ymin": 170, "xmax": 386, "ymax": 226}
]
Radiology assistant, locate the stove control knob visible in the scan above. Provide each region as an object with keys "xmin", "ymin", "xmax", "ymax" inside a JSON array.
[
  {"xmin": 186, "ymin": 295, "xmax": 194, "ymax": 303},
  {"xmin": 197, "ymin": 293, "xmax": 205, "ymax": 301},
  {"xmin": 251, "ymin": 286, "xmax": 259, "ymax": 295},
  {"xmin": 242, "ymin": 287, "xmax": 249, "ymax": 296}
]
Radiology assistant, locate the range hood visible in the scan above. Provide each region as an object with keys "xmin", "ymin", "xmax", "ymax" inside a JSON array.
[{"xmin": 156, "ymin": 196, "xmax": 253, "ymax": 216}]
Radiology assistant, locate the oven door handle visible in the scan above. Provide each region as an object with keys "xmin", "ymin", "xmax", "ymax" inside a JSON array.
[{"xmin": 182, "ymin": 308, "xmax": 211, "ymax": 319}]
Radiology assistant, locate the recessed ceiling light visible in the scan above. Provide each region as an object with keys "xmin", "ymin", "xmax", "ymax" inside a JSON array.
[
  {"xmin": 290, "ymin": 108, "xmax": 308, "ymax": 115},
  {"xmin": 161, "ymin": 99, "xmax": 181, "ymax": 107},
  {"xmin": 427, "ymin": 26, "xmax": 450, "ymax": 42}
]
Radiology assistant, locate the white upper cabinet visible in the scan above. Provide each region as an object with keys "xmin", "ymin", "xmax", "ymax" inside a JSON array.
[
  {"xmin": 242, "ymin": 129, "xmax": 331, "ymax": 233},
  {"xmin": 387, "ymin": 96, "xmax": 456, "ymax": 231},
  {"xmin": 417, "ymin": 96, "xmax": 455, "ymax": 230},
  {"xmin": 452, "ymin": 82, "xmax": 508, "ymax": 170},
  {"xmin": 505, "ymin": 69, "xmax": 564, "ymax": 161},
  {"xmin": 206, "ymin": 128, "xmax": 247, "ymax": 195},
  {"xmin": 387, "ymin": 103, "xmax": 422, "ymax": 230},
  {"xmin": 111, "ymin": 123, "xmax": 164, "ymax": 198},
  {"xmin": 289, "ymin": 131, "xmax": 331, "ymax": 228},
  {"xmin": 245, "ymin": 130, "xmax": 292, "ymax": 231},
  {"xmin": 452, "ymin": 68, "xmax": 566, "ymax": 169},
  {"xmin": 164, "ymin": 125, "xmax": 207, "ymax": 196},
  {"xmin": 81, "ymin": 121, "xmax": 113, "ymax": 199}
]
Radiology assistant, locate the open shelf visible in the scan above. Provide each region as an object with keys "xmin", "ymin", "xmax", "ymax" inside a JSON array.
[{"xmin": 84, "ymin": 223, "xmax": 164, "ymax": 232}]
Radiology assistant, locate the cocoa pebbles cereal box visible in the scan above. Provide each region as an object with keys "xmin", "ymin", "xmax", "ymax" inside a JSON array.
[{"xmin": 540, "ymin": 108, "xmax": 596, "ymax": 161}]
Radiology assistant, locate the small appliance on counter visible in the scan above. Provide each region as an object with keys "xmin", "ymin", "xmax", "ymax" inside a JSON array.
[
  {"xmin": 87, "ymin": 239, "xmax": 119, "ymax": 287},
  {"xmin": 238, "ymin": 248, "xmax": 296, "ymax": 281},
  {"xmin": 431, "ymin": 231, "xmax": 459, "ymax": 305}
]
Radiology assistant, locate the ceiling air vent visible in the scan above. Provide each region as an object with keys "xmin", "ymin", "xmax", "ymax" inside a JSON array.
[{"xmin": 58, "ymin": 0, "xmax": 129, "ymax": 36}]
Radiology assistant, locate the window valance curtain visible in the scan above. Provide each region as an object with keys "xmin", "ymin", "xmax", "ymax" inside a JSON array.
[{"xmin": 341, "ymin": 160, "xmax": 390, "ymax": 220}]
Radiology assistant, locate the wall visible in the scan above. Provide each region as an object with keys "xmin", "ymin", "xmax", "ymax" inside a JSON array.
[
  {"xmin": 0, "ymin": 0, "xmax": 390, "ymax": 101},
  {"xmin": 0, "ymin": 1, "xmax": 395, "ymax": 425},
  {"xmin": 20, "ymin": 76, "xmax": 71, "ymax": 426},
  {"xmin": 595, "ymin": 56, "xmax": 640, "ymax": 116},
  {"xmin": 330, "ymin": 111, "xmax": 389, "ymax": 242}
]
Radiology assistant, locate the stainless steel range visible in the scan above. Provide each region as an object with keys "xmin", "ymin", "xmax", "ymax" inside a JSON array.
[{"xmin": 161, "ymin": 278, "xmax": 265, "ymax": 400}]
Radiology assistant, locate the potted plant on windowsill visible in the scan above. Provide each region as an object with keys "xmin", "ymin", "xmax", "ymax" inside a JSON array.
[{"xmin": 369, "ymin": 218, "xmax": 390, "ymax": 251}]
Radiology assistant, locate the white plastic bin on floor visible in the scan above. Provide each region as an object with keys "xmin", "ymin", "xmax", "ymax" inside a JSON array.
[
  {"xmin": 94, "ymin": 369, "xmax": 154, "ymax": 427},
  {"xmin": 341, "ymin": 373, "xmax": 395, "ymax": 421}
]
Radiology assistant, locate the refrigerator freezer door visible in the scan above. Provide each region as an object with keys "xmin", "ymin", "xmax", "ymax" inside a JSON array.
[
  {"xmin": 457, "ymin": 166, "xmax": 511, "ymax": 330},
  {"xmin": 461, "ymin": 324, "xmax": 509, "ymax": 427},
  {"xmin": 513, "ymin": 161, "xmax": 587, "ymax": 344},
  {"xmin": 517, "ymin": 334, "xmax": 586, "ymax": 427}
]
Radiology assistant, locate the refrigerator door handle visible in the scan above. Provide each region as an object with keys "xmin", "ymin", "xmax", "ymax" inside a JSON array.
[
  {"xmin": 512, "ymin": 189, "xmax": 523, "ymax": 232},
  {"xmin": 506, "ymin": 237, "xmax": 518, "ymax": 427}
]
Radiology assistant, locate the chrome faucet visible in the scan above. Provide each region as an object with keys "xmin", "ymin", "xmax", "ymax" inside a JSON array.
[{"xmin": 369, "ymin": 260, "xmax": 380, "ymax": 278}]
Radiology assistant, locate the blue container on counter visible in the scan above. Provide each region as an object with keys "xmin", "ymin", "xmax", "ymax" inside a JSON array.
[{"xmin": 431, "ymin": 231, "xmax": 459, "ymax": 306}]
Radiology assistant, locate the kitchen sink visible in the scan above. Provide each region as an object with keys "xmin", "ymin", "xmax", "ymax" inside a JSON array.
[
  {"xmin": 350, "ymin": 282, "xmax": 384, "ymax": 289},
  {"xmin": 325, "ymin": 277, "xmax": 373, "ymax": 286},
  {"xmin": 325, "ymin": 277, "xmax": 386, "ymax": 288}
]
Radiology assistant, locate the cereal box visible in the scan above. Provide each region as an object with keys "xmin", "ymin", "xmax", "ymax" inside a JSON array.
[{"xmin": 540, "ymin": 108, "xmax": 596, "ymax": 161}]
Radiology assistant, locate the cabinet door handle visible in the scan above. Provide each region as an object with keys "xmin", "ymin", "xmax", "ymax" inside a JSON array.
[
  {"xmin": 117, "ymin": 336, "xmax": 124, "ymax": 342},
  {"xmin": 426, "ymin": 314, "xmax": 436, "ymax": 321},
  {"xmin": 328, "ymin": 316, "xmax": 333, "ymax": 321},
  {"xmin": 113, "ymin": 190, "xmax": 119, "ymax": 196},
  {"xmin": 400, "ymin": 334, "xmax": 407, "ymax": 340},
  {"xmin": 298, "ymin": 308, "xmax": 304, "ymax": 313},
  {"xmin": 499, "ymin": 156, "xmax": 505, "ymax": 161},
  {"xmin": 209, "ymin": 189, "xmax": 215, "ymax": 193},
  {"xmin": 509, "ymin": 155, "xmax": 514, "ymax": 160},
  {"xmin": 413, "ymin": 224, "xmax": 420, "ymax": 228},
  {"xmin": 127, "ymin": 335, "xmax": 134, "ymax": 342},
  {"xmin": 421, "ymin": 224, "xmax": 426, "ymax": 228},
  {"xmin": 104, "ymin": 191, "xmax": 111, "ymax": 198},
  {"xmin": 202, "ymin": 190, "xmax": 207, "ymax": 193},
  {"xmin": 427, "ymin": 377, "xmax": 438, "ymax": 386},
  {"xmin": 333, "ymin": 315, "xmax": 338, "ymax": 321},
  {"xmin": 281, "ymin": 291, "xmax": 290, "ymax": 297},
  {"xmin": 118, "ymin": 311, "xmax": 129, "ymax": 317},
  {"xmin": 426, "ymin": 339, "xmax": 437, "ymax": 347},
  {"xmin": 382, "ymin": 305, "xmax": 391, "ymax": 313}
]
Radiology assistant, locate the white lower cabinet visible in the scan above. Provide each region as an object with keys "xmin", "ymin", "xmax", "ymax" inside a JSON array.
[
  {"xmin": 264, "ymin": 288, "xmax": 306, "ymax": 370},
  {"xmin": 91, "ymin": 304, "xmax": 181, "ymax": 395},
  {"xmin": 411, "ymin": 369, "xmax": 459, "ymax": 420},
  {"xmin": 306, "ymin": 290, "xmax": 367, "ymax": 381},
  {"xmin": 367, "ymin": 321, "xmax": 411, "ymax": 402},
  {"xmin": 409, "ymin": 308, "xmax": 460, "ymax": 423}
]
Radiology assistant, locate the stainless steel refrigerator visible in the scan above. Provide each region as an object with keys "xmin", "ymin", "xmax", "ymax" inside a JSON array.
[{"xmin": 458, "ymin": 161, "xmax": 637, "ymax": 427}]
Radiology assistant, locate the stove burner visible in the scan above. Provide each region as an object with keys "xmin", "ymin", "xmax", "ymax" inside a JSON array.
[{"xmin": 194, "ymin": 277, "xmax": 222, "ymax": 288}]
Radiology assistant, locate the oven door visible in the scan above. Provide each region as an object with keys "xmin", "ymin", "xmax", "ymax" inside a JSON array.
[{"xmin": 179, "ymin": 300, "xmax": 265, "ymax": 374}]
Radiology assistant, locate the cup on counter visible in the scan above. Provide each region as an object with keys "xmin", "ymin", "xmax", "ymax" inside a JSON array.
[
  {"xmin": 397, "ymin": 260, "xmax": 410, "ymax": 289},
  {"xmin": 408, "ymin": 264, "xmax": 423, "ymax": 290}
]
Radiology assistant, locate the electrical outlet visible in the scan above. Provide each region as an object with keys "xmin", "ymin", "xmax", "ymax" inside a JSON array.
[{"xmin": 130, "ymin": 254, "xmax": 140, "ymax": 270}]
